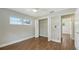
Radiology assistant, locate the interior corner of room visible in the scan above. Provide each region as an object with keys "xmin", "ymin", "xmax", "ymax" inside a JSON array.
[{"xmin": 0, "ymin": 8, "xmax": 79, "ymax": 50}]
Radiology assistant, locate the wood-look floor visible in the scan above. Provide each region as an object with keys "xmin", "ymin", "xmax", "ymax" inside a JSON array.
[
  {"xmin": 0, "ymin": 36, "xmax": 75, "ymax": 50},
  {"xmin": 61, "ymin": 34, "xmax": 75, "ymax": 50}
]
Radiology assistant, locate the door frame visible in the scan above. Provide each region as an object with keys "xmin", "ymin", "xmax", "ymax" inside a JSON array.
[
  {"xmin": 39, "ymin": 18, "xmax": 48, "ymax": 37},
  {"xmin": 35, "ymin": 17, "xmax": 49, "ymax": 39},
  {"xmin": 61, "ymin": 14, "xmax": 75, "ymax": 43}
]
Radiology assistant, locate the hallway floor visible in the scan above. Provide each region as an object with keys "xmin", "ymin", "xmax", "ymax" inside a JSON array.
[{"xmin": 0, "ymin": 36, "xmax": 75, "ymax": 50}]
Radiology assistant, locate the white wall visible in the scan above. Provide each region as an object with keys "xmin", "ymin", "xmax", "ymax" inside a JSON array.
[
  {"xmin": 51, "ymin": 15, "xmax": 61, "ymax": 42},
  {"xmin": 75, "ymin": 9, "xmax": 79, "ymax": 49},
  {"xmin": 0, "ymin": 8, "xmax": 35, "ymax": 47},
  {"xmin": 39, "ymin": 19, "xmax": 48, "ymax": 37}
]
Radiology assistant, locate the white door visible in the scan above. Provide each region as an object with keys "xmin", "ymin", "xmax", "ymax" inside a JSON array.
[{"xmin": 75, "ymin": 9, "xmax": 79, "ymax": 49}]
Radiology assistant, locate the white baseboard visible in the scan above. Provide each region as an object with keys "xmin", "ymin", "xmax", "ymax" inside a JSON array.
[
  {"xmin": 52, "ymin": 39, "xmax": 61, "ymax": 43},
  {"xmin": 0, "ymin": 36, "xmax": 34, "ymax": 48}
]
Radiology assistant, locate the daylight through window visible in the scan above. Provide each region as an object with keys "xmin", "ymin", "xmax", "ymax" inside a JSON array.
[{"xmin": 10, "ymin": 16, "xmax": 32, "ymax": 25}]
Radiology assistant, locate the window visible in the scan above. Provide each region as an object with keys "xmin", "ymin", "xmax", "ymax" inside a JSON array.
[
  {"xmin": 23, "ymin": 19, "xmax": 32, "ymax": 25},
  {"xmin": 10, "ymin": 16, "xmax": 32, "ymax": 25}
]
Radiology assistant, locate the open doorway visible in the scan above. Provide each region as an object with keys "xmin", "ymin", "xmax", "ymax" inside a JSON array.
[
  {"xmin": 61, "ymin": 14, "xmax": 75, "ymax": 49},
  {"xmin": 39, "ymin": 19, "xmax": 48, "ymax": 38}
]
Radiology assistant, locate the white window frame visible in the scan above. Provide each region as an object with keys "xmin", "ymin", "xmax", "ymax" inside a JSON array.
[{"xmin": 10, "ymin": 16, "xmax": 32, "ymax": 25}]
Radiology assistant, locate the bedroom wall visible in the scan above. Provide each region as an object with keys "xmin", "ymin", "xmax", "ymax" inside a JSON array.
[{"xmin": 0, "ymin": 8, "xmax": 35, "ymax": 47}]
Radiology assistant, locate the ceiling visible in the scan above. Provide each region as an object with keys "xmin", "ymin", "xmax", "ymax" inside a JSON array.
[{"xmin": 8, "ymin": 8, "xmax": 66, "ymax": 18}]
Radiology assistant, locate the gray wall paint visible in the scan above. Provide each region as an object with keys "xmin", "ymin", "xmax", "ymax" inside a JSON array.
[
  {"xmin": 0, "ymin": 9, "xmax": 35, "ymax": 45},
  {"xmin": 39, "ymin": 19, "xmax": 48, "ymax": 37}
]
